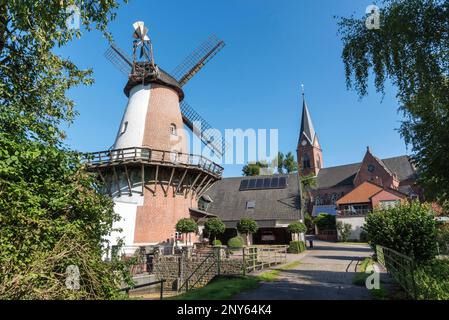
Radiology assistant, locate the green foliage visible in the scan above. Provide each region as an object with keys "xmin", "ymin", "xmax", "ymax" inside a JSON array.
[
  {"xmin": 204, "ymin": 218, "xmax": 226, "ymax": 241},
  {"xmin": 0, "ymin": 1, "xmax": 128, "ymax": 299},
  {"xmin": 336, "ymin": 221, "xmax": 352, "ymax": 242},
  {"xmin": 338, "ymin": 0, "xmax": 449, "ymax": 208},
  {"xmin": 287, "ymin": 241, "xmax": 306, "ymax": 254},
  {"xmin": 314, "ymin": 213, "xmax": 336, "ymax": 230},
  {"xmin": 283, "ymin": 152, "xmax": 298, "ymax": 173},
  {"xmin": 287, "ymin": 222, "xmax": 307, "ymax": 234},
  {"xmin": 414, "ymin": 259, "xmax": 449, "ymax": 300},
  {"xmin": 242, "ymin": 161, "xmax": 269, "ymax": 176},
  {"xmin": 276, "ymin": 152, "xmax": 284, "ymax": 174},
  {"xmin": 304, "ymin": 213, "xmax": 314, "ymax": 234},
  {"xmin": 359, "ymin": 230, "xmax": 369, "ymax": 243},
  {"xmin": 227, "ymin": 236, "xmax": 245, "ymax": 249},
  {"xmin": 175, "ymin": 218, "xmax": 198, "ymax": 234},
  {"xmin": 236, "ymin": 218, "xmax": 259, "ymax": 236},
  {"xmin": 364, "ymin": 201, "xmax": 437, "ymax": 263},
  {"xmin": 212, "ymin": 239, "xmax": 222, "ymax": 246},
  {"xmin": 436, "ymin": 223, "xmax": 449, "ymax": 254}
]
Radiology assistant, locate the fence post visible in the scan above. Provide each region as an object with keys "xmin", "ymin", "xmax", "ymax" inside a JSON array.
[
  {"xmin": 160, "ymin": 280, "xmax": 164, "ymax": 300},
  {"xmin": 242, "ymin": 247, "xmax": 246, "ymax": 276},
  {"xmin": 215, "ymin": 246, "xmax": 221, "ymax": 276}
]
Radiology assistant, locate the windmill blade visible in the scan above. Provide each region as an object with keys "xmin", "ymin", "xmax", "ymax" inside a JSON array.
[
  {"xmin": 104, "ymin": 44, "xmax": 133, "ymax": 76},
  {"xmin": 172, "ymin": 35, "xmax": 225, "ymax": 87},
  {"xmin": 180, "ymin": 100, "xmax": 228, "ymax": 157}
]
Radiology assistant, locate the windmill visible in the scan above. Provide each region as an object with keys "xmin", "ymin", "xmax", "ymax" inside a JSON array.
[
  {"xmin": 105, "ymin": 22, "xmax": 227, "ymax": 156},
  {"xmin": 86, "ymin": 21, "xmax": 226, "ymax": 250}
]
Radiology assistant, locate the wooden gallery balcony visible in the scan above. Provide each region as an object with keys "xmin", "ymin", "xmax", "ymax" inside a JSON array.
[{"xmin": 83, "ymin": 147, "xmax": 223, "ymax": 198}]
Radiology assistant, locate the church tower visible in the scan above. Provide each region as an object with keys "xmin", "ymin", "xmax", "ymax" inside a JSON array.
[{"xmin": 296, "ymin": 90, "xmax": 323, "ymax": 176}]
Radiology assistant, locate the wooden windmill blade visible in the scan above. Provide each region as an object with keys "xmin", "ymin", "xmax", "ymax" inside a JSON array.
[
  {"xmin": 180, "ymin": 100, "xmax": 229, "ymax": 157},
  {"xmin": 104, "ymin": 44, "xmax": 133, "ymax": 76},
  {"xmin": 172, "ymin": 35, "xmax": 225, "ymax": 87}
]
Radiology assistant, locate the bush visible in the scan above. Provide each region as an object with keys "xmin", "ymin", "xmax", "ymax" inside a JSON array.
[
  {"xmin": 236, "ymin": 218, "xmax": 258, "ymax": 245},
  {"xmin": 314, "ymin": 213, "xmax": 336, "ymax": 230},
  {"xmin": 436, "ymin": 223, "xmax": 449, "ymax": 254},
  {"xmin": 288, "ymin": 241, "xmax": 306, "ymax": 253},
  {"xmin": 227, "ymin": 236, "xmax": 244, "ymax": 249},
  {"xmin": 363, "ymin": 201, "xmax": 437, "ymax": 263},
  {"xmin": 336, "ymin": 221, "xmax": 352, "ymax": 242},
  {"xmin": 415, "ymin": 259, "xmax": 449, "ymax": 300},
  {"xmin": 212, "ymin": 239, "xmax": 222, "ymax": 246},
  {"xmin": 287, "ymin": 221, "xmax": 307, "ymax": 234},
  {"xmin": 359, "ymin": 230, "xmax": 369, "ymax": 242},
  {"xmin": 204, "ymin": 218, "xmax": 226, "ymax": 242}
]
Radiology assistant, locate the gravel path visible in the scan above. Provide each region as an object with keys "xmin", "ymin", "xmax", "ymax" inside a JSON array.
[{"xmin": 234, "ymin": 240, "xmax": 374, "ymax": 300}]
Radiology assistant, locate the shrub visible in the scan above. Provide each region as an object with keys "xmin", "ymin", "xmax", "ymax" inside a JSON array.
[
  {"xmin": 414, "ymin": 259, "xmax": 449, "ymax": 300},
  {"xmin": 287, "ymin": 222, "xmax": 307, "ymax": 234},
  {"xmin": 204, "ymin": 218, "xmax": 226, "ymax": 242},
  {"xmin": 227, "ymin": 236, "xmax": 244, "ymax": 249},
  {"xmin": 176, "ymin": 218, "xmax": 198, "ymax": 245},
  {"xmin": 314, "ymin": 213, "xmax": 336, "ymax": 230},
  {"xmin": 359, "ymin": 230, "xmax": 369, "ymax": 242},
  {"xmin": 363, "ymin": 201, "xmax": 437, "ymax": 263},
  {"xmin": 436, "ymin": 223, "xmax": 449, "ymax": 254},
  {"xmin": 288, "ymin": 241, "xmax": 306, "ymax": 253},
  {"xmin": 336, "ymin": 221, "xmax": 352, "ymax": 242},
  {"xmin": 236, "ymin": 218, "xmax": 258, "ymax": 245},
  {"xmin": 212, "ymin": 239, "xmax": 222, "ymax": 246}
]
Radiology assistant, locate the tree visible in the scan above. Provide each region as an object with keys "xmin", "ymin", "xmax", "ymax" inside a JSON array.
[
  {"xmin": 287, "ymin": 221, "xmax": 307, "ymax": 241},
  {"xmin": 276, "ymin": 152, "xmax": 284, "ymax": 174},
  {"xmin": 236, "ymin": 218, "xmax": 259, "ymax": 245},
  {"xmin": 363, "ymin": 201, "xmax": 437, "ymax": 263},
  {"xmin": 0, "ymin": 1, "xmax": 129, "ymax": 299},
  {"xmin": 176, "ymin": 218, "xmax": 198, "ymax": 246},
  {"xmin": 299, "ymin": 174, "xmax": 316, "ymax": 219},
  {"xmin": 338, "ymin": 0, "xmax": 449, "ymax": 209},
  {"xmin": 242, "ymin": 161, "xmax": 269, "ymax": 176},
  {"xmin": 283, "ymin": 152, "xmax": 298, "ymax": 173},
  {"xmin": 314, "ymin": 213, "xmax": 336, "ymax": 231},
  {"xmin": 204, "ymin": 218, "xmax": 226, "ymax": 242},
  {"xmin": 336, "ymin": 221, "xmax": 352, "ymax": 242}
]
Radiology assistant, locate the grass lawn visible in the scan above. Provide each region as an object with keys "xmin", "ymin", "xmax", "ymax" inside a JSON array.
[{"xmin": 170, "ymin": 261, "xmax": 302, "ymax": 300}]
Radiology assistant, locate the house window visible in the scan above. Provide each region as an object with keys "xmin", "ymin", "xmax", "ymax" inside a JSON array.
[
  {"xmin": 302, "ymin": 154, "xmax": 311, "ymax": 169},
  {"xmin": 315, "ymin": 195, "xmax": 322, "ymax": 205},
  {"xmin": 120, "ymin": 121, "xmax": 128, "ymax": 135},
  {"xmin": 246, "ymin": 200, "xmax": 256, "ymax": 209},
  {"xmin": 379, "ymin": 200, "xmax": 400, "ymax": 210},
  {"xmin": 170, "ymin": 123, "xmax": 177, "ymax": 136},
  {"xmin": 330, "ymin": 193, "xmax": 338, "ymax": 204},
  {"xmin": 261, "ymin": 231, "xmax": 275, "ymax": 241}
]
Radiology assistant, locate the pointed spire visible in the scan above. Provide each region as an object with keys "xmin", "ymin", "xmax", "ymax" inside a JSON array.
[{"xmin": 299, "ymin": 85, "xmax": 316, "ymax": 144}]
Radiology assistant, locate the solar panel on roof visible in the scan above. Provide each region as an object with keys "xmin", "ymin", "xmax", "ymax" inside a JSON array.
[
  {"xmin": 256, "ymin": 179, "xmax": 264, "ymax": 188},
  {"xmin": 279, "ymin": 177, "xmax": 287, "ymax": 188},
  {"xmin": 240, "ymin": 179, "xmax": 249, "ymax": 190},
  {"xmin": 239, "ymin": 177, "xmax": 288, "ymax": 191},
  {"xmin": 248, "ymin": 179, "xmax": 256, "ymax": 189},
  {"xmin": 263, "ymin": 178, "xmax": 271, "ymax": 188},
  {"xmin": 270, "ymin": 177, "xmax": 279, "ymax": 188}
]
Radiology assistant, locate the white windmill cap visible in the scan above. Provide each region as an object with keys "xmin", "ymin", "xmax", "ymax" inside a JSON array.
[{"xmin": 132, "ymin": 21, "xmax": 150, "ymax": 41}]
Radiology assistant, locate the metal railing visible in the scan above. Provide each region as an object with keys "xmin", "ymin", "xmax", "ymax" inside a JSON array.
[
  {"xmin": 337, "ymin": 209, "xmax": 372, "ymax": 217},
  {"xmin": 83, "ymin": 147, "xmax": 224, "ymax": 177},
  {"xmin": 376, "ymin": 245, "xmax": 417, "ymax": 299},
  {"xmin": 120, "ymin": 279, "xmax": 166, "ymax": 300},
  {"xmin": 178, "ymin": 250, "xmax": 217, "ymax": 292}
]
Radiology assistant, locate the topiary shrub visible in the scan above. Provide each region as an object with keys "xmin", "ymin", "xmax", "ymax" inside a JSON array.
[
  {"xmin": 236, "ymin": 218, "xmax": 258, "ymax": 245},
  {"xmin": 288, "ymin": 241, "xmax": 306, "ymax": 253},
  {"xmin": 227, "ymin": 236, "xmax": 244, "ymax": 249},
  {"xmin": 363, "ymin": 201, "xmax": 437, "ymax": 263},
  {"xmin": 314, "ymin": 213, "xmax": 336, "ymax": 231},
  {"xmin": 336, "ymin": 221, "xmax": 352, "ymax": 242},
  {"xmin": 212, "ymin": 239, "xmax": 222, "ymax": 246}
]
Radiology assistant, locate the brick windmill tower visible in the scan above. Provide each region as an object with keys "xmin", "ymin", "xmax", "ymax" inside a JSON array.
[{"xmin": 86, "ymin": 22, "xmax": 226, "ymax": 252}]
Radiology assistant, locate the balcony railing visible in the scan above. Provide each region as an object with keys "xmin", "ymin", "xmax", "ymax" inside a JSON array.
[
  {"xmin": 337, "ymin": 209, "xmax": 372, "ymax": 217},
  {"xmin": 83, "ymin": 147, "xmax": 224, "ymax": 178}
]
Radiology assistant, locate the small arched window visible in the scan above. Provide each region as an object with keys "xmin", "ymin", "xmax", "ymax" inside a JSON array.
[
  {"xmin": 170, "ymin": 123, "xmax": 177, "ymax": 136},
  {"xmin": 120, "ymin": 121, "xmax": 128, "ymax": 135}
]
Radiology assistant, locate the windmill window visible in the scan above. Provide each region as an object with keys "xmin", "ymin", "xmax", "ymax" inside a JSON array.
[
  {"xmin": 170, "ymin": 124, "xmax": 177, "ymax": 136},
  {"xmin": 120, "ymin": 121, "xmax": 128, "ymax": 135},
  {"xmin": 246, "ymin": 201, "xmax": 256, "ymax": 209}
]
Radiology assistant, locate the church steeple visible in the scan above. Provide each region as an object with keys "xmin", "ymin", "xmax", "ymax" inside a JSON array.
[{"xmin": 296, "ymin": 86, "xmax": 323, "ymax": 177}]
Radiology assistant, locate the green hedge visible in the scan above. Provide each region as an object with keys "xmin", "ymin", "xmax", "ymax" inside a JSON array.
[
  {"xmin": 288, "ymin": 241, "xmax": 306, "ymax": 253},
  {"xmin": 227, "ymin": 236, "xmax": 244, "ymax": 249},
  {"xmin": 212, "ymin": 239, "xmax": 222, "ymax": 246},
  {"xmin": 415, "ymin": 259, "xmax": 449, "ymax": 300}
]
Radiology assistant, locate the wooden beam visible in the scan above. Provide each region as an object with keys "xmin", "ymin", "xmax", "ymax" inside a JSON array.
[
  {"xmin": 124, "ymin": 165, "xmax": 133, "ymax": 196},
  {"xmin": 112, "ymin": 166, "xmax": 121, "ymax": 197},
  {"xmin": 153, "ymin": 165, "xmax": 159, "ymax": 196},
  {"xmin": 175, "ymin": 169, "xmax": 188, "ymax": 197},
  {"xmin": 195, "ymin": 174, "xmax": 209, "ymax": 196},
  {"xmin": 199, "ymin": 180, "xmax": 217, "ymax": 198},
  {"xmin": 165, "ymin": 167, "xmax": 175, "ymax": 197},
  {"xmin": 186, "ymin": 172, "xmax": 202, "ymax": 198},
  {"xmin": 197, "ymin": 177, "xmax": 214, "ymax": 198},
  {"xmin": 141, "ymin": 163, "xmax": 145, "ymax": 196},
  {"xmin": 97, "ymin": 169, "xmax": 112, "ymax": 196}
]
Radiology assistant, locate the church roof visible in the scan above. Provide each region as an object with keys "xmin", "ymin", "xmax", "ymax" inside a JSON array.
[
  {"xmin": 299, "ymin": 96, "xmax": 316, "ymax": 144},
  {"xmin": 315, "ymin": 155, "xmax": 417, "ymax": 189}
]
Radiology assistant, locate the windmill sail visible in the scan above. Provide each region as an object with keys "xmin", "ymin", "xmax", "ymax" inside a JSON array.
[
  {"xmin": 180, "ymin": 100, "xmax": 228, "ymax": 157},
  {"xmin": 172, "ymin": 35, "xmax": 225, "ymax": 87},
  {"xmin": 105, "ymin": 44, "xmax": 133, "ymax": 76}
]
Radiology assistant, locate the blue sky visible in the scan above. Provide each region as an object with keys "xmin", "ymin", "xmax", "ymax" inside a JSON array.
[{"xmin": 60, "ymin": 0, "xmax": 407, "ymax": 178}]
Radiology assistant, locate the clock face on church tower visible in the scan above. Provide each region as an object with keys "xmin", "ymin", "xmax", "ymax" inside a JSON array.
[{"xmin": 301, "ymin": 139, "xmax": 307, "ymax": 146}]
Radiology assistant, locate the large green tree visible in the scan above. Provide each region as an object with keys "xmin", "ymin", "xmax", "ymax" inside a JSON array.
[
  {"xmin": 338, "ymin": 0, "xmax": 449, "ymax": 208},
  {"xmin": 242, "ymin": 161, "xmax": 269, "ymax": 176},
  {"xmin": 0, "ymin": 1, "xmax": 129, "ymax": 299}
]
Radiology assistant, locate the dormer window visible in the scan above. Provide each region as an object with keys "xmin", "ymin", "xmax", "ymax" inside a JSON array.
[
  {"xmin": 120, "ymin": 121, "xmax": 128, "ymax": 135},
  {"xmin": 170, "ymin": 123, "xmax": 177, "ymax": 136}
]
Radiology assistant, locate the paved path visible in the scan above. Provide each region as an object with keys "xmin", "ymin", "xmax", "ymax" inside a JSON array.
[{"xmin": 234, "ymin": 240, "xmax": 374, "ymax": 300}]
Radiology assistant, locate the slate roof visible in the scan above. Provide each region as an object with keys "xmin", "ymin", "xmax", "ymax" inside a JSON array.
[
  {"xmin": 315, "ymin": 155, "xmax": 417, "ymax": 189},
  {"xmin": 299, "ymin": 96, "xmax": 316, "ymax": 144},
  {"xmin": 204, "ymin": 174, "xmax": 301, "ymax": 223}
]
